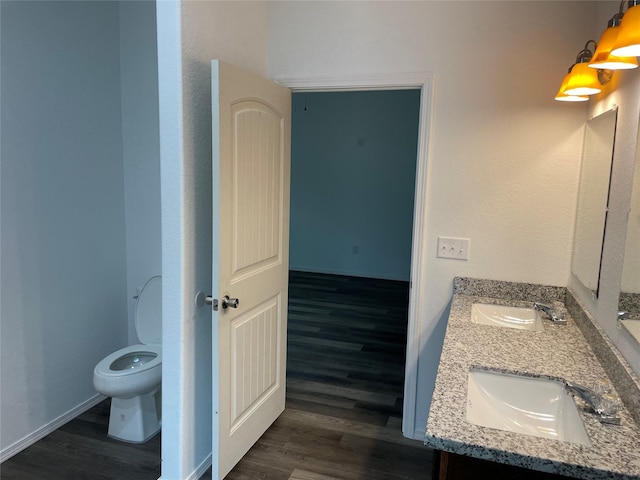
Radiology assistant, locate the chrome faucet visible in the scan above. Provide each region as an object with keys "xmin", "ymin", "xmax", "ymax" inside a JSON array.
[
  {"xmin": 618, "ymin": 311, "xmax": 629, "ymax": 329},
  {"xmin": 565, "ymin": 381, "xmax": 621, "ymax": 425},
  {"xmin": 533, "ymin": 302, "xmax": 567, "ymax": 324}
]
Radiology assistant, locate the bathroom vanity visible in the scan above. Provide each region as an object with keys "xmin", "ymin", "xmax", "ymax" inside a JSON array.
[{"xmin": 425, "ymin": 277, "xmax": 640, "ymax": 480}]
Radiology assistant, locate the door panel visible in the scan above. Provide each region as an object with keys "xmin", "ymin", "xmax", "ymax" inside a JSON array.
[
  {"xmin": 211, "ymin": 60, "xmax": 291, "ymax": 479},
  {"xmin": 231, "ymin": 100, "xmax": 284, "ymax": 279},
  {"xmin": 230, "ymin": 295, "xmax": 280, "ymax": 431}
]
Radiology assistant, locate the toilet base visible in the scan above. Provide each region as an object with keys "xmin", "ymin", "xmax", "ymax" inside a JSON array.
[{"xmin": 108, "ymin": 390, "xmax": 161, "ymax": 443}]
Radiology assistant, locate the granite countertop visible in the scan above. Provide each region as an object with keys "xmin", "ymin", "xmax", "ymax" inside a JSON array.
[{"xmin": 425, "ymin": 279, "xmax": 640, "ymax": 480}]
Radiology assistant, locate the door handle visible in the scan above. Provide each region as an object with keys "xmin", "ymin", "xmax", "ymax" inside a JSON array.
[
  {"xmin": 194, "ymin": 292, "xmax": 238, "ymax": 311},
  {"xmin": 222, "ymin": 295, "xmax": 239, "ymax": 309}
]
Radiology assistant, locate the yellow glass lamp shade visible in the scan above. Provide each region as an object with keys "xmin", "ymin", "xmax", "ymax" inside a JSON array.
[
  {"xmin": 611, "ymin": 3, "xmax": 640, "ymax": 57},
  {"xmin": 589, "ymin": 25, "xmax": 638, "ymax": 70},
  {"xmin": 554, "ymin": 73, "xmax": 588, "ymax": 102},
  {"xmin": 563, "ymin": 63, "xmax": 602, "ymax": 96}
]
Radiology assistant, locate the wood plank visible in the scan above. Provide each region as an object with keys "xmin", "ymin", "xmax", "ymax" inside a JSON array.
[
  {"xmin": 287, "ymin": 378, "xmax": 399, "ymax": 406},
  {"xmin": 289, "ymin": 469, "xmax": 342, "ymax": 480}
]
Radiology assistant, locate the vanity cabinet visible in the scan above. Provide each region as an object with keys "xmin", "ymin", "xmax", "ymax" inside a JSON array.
[{"xmin": 433, "ymin": 450, "xmax": 578, "ymax": 480}]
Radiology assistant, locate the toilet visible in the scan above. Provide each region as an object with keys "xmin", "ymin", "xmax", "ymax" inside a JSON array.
[{"xmin": 93, "ymin": 275, "xmax": 162, "ymax": 443}]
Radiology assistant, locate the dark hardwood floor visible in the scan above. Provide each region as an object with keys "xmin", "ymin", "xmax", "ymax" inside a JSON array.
[{"xmin": 1, "ymin": 272, "xmax": 431, "ymax": 480}]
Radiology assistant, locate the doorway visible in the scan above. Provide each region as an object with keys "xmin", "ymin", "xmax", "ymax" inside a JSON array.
[
  {"xmin": 282, "ymin": 73, "xmax": 435, "ymax": 440},
  {"xmin": 289, "ymin": 90, "xmax": 420, "ymax": 281}
]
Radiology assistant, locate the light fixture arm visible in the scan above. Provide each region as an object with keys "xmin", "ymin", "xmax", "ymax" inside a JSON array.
[
  {"xmin": 615, "ymin": 0, "xmax": 640, "ymax": 19},
  {"xmin": 607, "ymin": 1, "xmax": 626, "ymax": 26},
  {"xmin": 575, "ymin": 40, "xmax": 598, "ymax": 63},
  {"xmin": 626, "ymin": 0, "xmax": 640, "ymax": 11}
]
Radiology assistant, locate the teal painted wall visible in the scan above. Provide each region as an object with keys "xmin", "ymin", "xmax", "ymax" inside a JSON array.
[
  {"xmin": 1, "ymin": 0, "xmax": 127, "ymax": 454},
  {"xmin": 290, "ymin": 90, "xmax": 420, "ymax": 281}
]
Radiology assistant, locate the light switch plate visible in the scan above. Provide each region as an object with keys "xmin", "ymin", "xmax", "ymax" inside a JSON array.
[{"xmin": 437, "ymin": 236, "xmax": 470, "ymax": 260}]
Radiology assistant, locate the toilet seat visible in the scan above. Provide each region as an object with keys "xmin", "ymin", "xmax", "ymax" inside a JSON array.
[
  {"xmin": 94, "ymin": 344, "xmax": 161, "ymax": 398},
  {"xmin": 93, "ymin": 274, "xmax": 162, "ymax": 381},
  {"xmin": 94, "ymin": 344, "xmax": 162, "ymax": 377}
]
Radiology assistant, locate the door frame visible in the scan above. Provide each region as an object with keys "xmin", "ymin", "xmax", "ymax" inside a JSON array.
[{"xmin": 275, "ymin": 72, "xmax": 435, "ymax": 440}]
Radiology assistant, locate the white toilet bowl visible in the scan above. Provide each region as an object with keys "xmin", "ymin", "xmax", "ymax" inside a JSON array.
[{"xmin": 93, "ymin": 275, "xmax": 162, "ymax": 443}]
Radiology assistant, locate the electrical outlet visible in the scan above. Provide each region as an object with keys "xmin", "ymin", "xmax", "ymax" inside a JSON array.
[{"xmin": 437, "ymin": 236, "xmax": 470, "ymax": 260}]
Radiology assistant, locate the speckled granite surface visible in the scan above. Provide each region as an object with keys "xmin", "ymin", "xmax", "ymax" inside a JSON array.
[
  {"xmin": 619, "ymin": 292, "xmax": 640, "ymax": 318},
  {"xmin": 426, "ymin": 278, "xmax": 640, "ymax": 480},
  {"xmin": 567, "ymin": 289, "xmax": 640, "ymax": 427},
  {"xmin": 453, "ymin": 277, "xmax": 566, "ymax": 303}
]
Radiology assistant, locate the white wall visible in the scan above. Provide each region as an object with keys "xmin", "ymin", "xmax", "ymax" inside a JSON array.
[
  {"xmin": 156, "ymin": 1, "xmax": 269, "ymax": 477},
  {"xmin": 268, "ymin": 0, "xmax": 597, "ymax": 437},
  {"xmin": 119, "ymin": 0, "xmax": 162, "ymax": 344},
  {"xmin": 290, "ymin": 90, "xmax": 420, "ymax": 281},
  {"xmin": 0, "ymin": 0, "xmax": 128, "ymax": 457}
]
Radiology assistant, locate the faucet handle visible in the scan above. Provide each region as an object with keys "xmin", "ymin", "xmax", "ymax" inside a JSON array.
[
  {"xmin": 597, "ymin": 393, "xmax": 622, "ymax": 417},
  {"xmin": 565, "ymin": 380, "xmax": 622, "ymax": 425},
  {"xmin": 592, "ymin": 379, "xmax": 611, "ymax": 396},
  {"xmin": 595, "ymin": 395, "xmax": 622, "ymax": 425},
  {"xmin": 592, "ymin": 380, "xmax": 622, "ymax": 417}
]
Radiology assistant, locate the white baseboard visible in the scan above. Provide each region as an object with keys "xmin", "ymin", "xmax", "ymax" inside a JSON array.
[
  {"xmin": 0, "ymin": 394, "xmax": 106, "ymax": 463},
  {"xmin": 186, "ymin": 453, "xmax": 212, "ymax": 480},
  {"xmin": 158, "ymin": 454, "xmax": 212, "ymax": 480}
]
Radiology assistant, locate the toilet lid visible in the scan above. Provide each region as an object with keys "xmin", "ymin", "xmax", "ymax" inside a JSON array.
[{"xmin": 135, "ymin": 275, "xmax": 162, "ymax": 344}]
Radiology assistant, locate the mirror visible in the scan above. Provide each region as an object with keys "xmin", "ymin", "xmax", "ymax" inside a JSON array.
[
  {"xmin": 571, "ymin": 108, "xmax": 618, "ymax": 297},
  {"xmin": 619, "ymin": 118, "xmax": 640, "ymax": 344}
]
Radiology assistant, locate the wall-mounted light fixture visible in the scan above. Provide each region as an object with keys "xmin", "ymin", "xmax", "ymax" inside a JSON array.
[
  {"xmin": 589, "ymin": 9, "xmax": 638, "ymax": 70},
  {"xmin": 562, "ymin": 41, "xmax": 604, "ymax": 97},
  {"xmin": 555, "ymin": 0, "xmax": 640, "ymax": 103},
  {"xmin": 554, "ymin": 69, "xmax": 589, "ymax": 102},
  {"xmin": 611, "ymin": 0, "xmax": 640, "ymax": 57}
]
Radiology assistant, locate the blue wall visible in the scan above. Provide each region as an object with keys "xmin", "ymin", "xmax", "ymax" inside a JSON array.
[
  {"xmin": 1, "ymin": 0, "xmax": 128, "ymax": 456},
  {"xmin": 119, "ymin": 0, "xmax": 161, "ymax": 345},
  {"xmin": 290, "ymin": 90, "xmax": 420, "ymax": 281}
]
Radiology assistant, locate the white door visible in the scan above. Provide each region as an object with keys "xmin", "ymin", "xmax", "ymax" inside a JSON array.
[{"xmin": 210, "ymin": 60, "xmax": 291, "ymax": 479}]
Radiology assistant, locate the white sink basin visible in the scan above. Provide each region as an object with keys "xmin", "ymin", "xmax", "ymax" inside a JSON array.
[
  {"xmin": 471, "ymin": 303, "xmax": 544, "ymax": 331},
  {"xmin": 466, "ymin": 369, "xmax": 590, "ymax": 445}
]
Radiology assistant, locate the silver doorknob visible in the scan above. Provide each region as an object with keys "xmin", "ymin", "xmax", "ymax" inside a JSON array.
[{"xmin": 222, "ymin": 295, "xmax": 239, "ymax": 309}]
